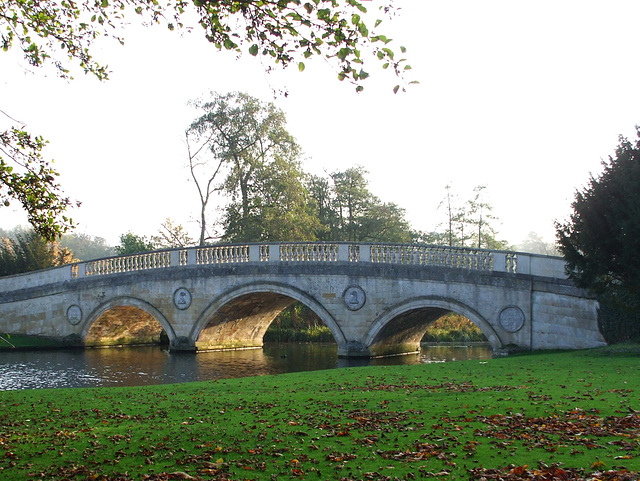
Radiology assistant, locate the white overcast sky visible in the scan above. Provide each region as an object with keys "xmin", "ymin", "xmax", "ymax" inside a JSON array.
[{"xmin": 2, "ymin": 1, "xmax": 640, "ymax": 247}]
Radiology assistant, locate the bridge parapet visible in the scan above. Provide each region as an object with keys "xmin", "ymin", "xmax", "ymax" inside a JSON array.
[
  {"xmin": 65, "ymin": 242, "xmax": 565, "ymax": 280},
  {"xmin": 0, "ymin": 243, "xmax": 567, "ymax": 289}
]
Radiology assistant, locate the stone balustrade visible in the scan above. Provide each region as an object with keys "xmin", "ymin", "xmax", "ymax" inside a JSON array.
[
  {"xmin": 0, "ymin": 243, "xmax": 568, "ymax": 289},
  {"xmin": 84, "ymin": 251, "xmax": 172, "ymax": 276},
  {"xmin": 65, "ymin": 243, "xmax": 567, "ymax": 280}
]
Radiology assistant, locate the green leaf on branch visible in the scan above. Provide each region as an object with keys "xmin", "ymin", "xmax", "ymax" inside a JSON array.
[
  {"xmin": 337, "ymin": 47, "xmax": 351, "ymax": 61},
  {"xmin": 223, "ymin": 38, "xmax": 237, "ymax": 50}
]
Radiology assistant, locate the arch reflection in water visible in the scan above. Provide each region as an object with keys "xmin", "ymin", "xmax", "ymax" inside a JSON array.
[{"xmin": 0, "ymin": 343, "xmax": 492, "ymax": 390}]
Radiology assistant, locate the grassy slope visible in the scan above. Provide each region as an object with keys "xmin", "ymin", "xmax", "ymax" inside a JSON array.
[{"xmin": 0, "ymin": 346, "xmax": 639, "ymax": 480}]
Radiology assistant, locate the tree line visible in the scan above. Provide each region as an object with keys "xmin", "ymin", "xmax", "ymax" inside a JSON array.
[
  {"xmin": 0, "ymin": 89, "xmax": 512, "ymax": 275},
  {"xmin": 0, "ymin": 167, "xmax": 508, "ymax": 274},
  {"xmin": 0, "ymin": 92, "xmax": 549, "ymax": 276},
  {"xmin": 183, "ymin": 91, "xmax": 508, "ymax": 250},
  {"xmin": 185, "ymin": 92, "xmax": 413, "ymax": 246}
]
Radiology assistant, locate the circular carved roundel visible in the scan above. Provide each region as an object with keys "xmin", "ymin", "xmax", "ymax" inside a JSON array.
[
  {"xmin": 499, "ymin": 306, "xmax": 525, "ymax": 333},
  {"xmin": 67, "ymin": 305, "xmax": 83, "ymax": 325},
  {"xmin": 174, "ymin": 288, "xmax": 192, "ymax": 310},
  {"xmin": 343, "ymin": 285, "xmax": 366, "ymax": 311}
]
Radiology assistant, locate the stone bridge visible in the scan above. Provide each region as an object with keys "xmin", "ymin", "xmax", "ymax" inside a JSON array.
[{"xmin": 0, "ymin": 243, "xmax": 606, "ymax": 357}]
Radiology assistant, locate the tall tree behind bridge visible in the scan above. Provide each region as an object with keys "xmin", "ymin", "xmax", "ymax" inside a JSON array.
[
  {"xmin": 188, "ymin": 92, "xmax": 318, "ymax": 243},
  {"xmin": 308, "ymin": 166, "xmax": 413, "ymax": 243},
  {"xmin": 466, "ymin": 185, "xmax": 502, "ymax": 249},
  {"xmin": 429, "ymin": 184, "xmax": 507, "ymax": 249},
  {"xmin": 221, "ymin": 153, "xmax": 320, "ymax": 242},
  {"xmin": 115, "ymin": 232, "xmax": 154, "ymax": 256}
]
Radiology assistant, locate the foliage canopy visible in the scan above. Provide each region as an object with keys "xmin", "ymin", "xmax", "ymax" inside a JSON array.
[
  {"xmin": 1, "ymin": 0, "xmax": 410, "ymax": 88},
  {"xmin": 556, "ymin": 128, "xmax": 640, "ymax": 302},
  {"xmin": 0, "ymin": 228, "xmax": 75, "ymax": 276},
  {"xmin": 115, "ymin": 232, "xmax": 155, "ymax": 255},
  {"xmin": 0, "ymin": 125, "xmax": 76, "ymax": 240},
  {"xmin": 187, "ymin": 91, "xmax": 319, "ymax": 244},
  {"xmin": 308, "ymin": 165, "xmax": 414, "ymax": 243}
]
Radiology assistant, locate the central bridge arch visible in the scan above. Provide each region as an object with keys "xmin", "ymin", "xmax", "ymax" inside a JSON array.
[
  {"xmin": 190, "ymin": 282, "xmax": 348, "ymax": 351},
  {"xmin": 366, "ymin": 297, "xmax": 503, "ymax": 357}
]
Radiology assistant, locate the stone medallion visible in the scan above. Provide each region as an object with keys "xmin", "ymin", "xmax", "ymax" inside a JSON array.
[
  {"xmin": 343, "ymin": 285, "xmax": 366, "ymax": 311},
  {"xmin": 66, "ymin": 305, "xmax": 83, "ymax": 325},
  {"xmin": 174, "ymin": 288, "xmax": 192, "ymax": 310},
  {"xmin": 499, "ymin": 306, "xmax": 525, "ymax": 333}
]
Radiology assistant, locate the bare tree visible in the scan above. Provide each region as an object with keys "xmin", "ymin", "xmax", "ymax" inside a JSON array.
[
  {"xmin": 438, "ymin": 184, "xmax": 463, "ymax": 247},
  {"xmin": 185, "ymin": 128, "xmax": 225, "ymax": 246}
]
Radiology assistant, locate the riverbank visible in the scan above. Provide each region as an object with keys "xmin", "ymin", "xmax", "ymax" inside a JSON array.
[
  {"xmin": 0, "ymin": 333, "xmax": 68, "ymax": 350},
  {"xmin": 1, "ymin": 345, "xmax": 639, "ymax": 480}
]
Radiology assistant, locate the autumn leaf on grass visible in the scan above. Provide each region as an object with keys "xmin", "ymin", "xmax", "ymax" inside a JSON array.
[{"xmin": 469, "ymin": 463, "xmax": 640, "ymax": 481}]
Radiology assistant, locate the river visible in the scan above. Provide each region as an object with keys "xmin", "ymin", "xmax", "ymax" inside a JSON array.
[{"xmin": 0, "ymin": 343, "xmax": 493, "ymax": 391}]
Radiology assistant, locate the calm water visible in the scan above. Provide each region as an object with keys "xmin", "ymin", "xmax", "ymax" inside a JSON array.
[{"xmin": 0, "ymin": 343, "xmax": 493, "ymax": 391}]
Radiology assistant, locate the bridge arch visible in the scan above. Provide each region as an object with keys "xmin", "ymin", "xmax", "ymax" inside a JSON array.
[
  {"xmin": 82, "ymin": 296, "xmax": 177, "ymax": 347},
  {"xmin": 190, "ymin": 281, "xmax": 346, "ymax": 351},
  {"xmin": 365, "ymin": 296, "xmax": 503, "ymax": 357}
]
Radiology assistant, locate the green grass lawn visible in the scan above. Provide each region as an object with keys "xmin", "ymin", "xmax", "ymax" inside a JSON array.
[{"xmin": 0, "ymin": 345, "xmax": 639, "ymax": 480}]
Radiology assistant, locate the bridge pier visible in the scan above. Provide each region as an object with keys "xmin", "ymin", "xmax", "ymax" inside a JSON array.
[
  {"xmin": 337, "ymin": 341, "xmax": 371, "ymax": 358},
  {"xmin": 170, "ymin": 336, "xmax": 197, "ymax": 352}
]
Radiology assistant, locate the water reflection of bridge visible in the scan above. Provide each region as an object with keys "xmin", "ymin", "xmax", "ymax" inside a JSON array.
[{"xmin": 0, "ymin": 242, "xmax": 605, "ymax": 357}]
